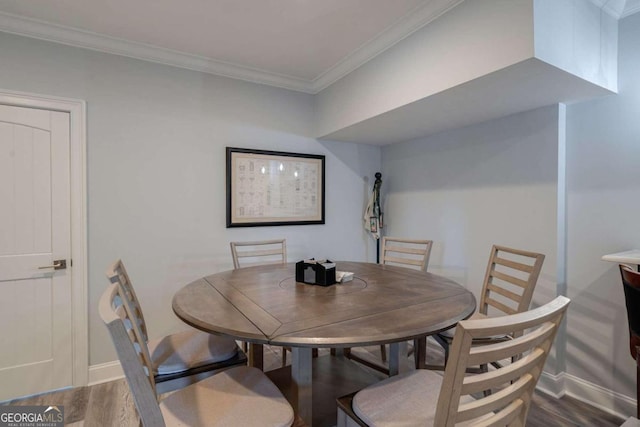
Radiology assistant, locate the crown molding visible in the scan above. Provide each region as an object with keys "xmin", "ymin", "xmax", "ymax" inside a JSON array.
[
  {"xmin": 620, "ymin": 2, "xmax": 640, "ymax": 18},
  {"xmin": 586, "ymin": 0, "xmax": 634, "ymax": 18},
  {"xmin": 311, "ymin": 0, "xmax": 464, "ymax": 92},
  {"xmin": 0, "ymin": 1, "xmax": 463, "ymax": 95},
  {"xmin": 583, "ymin": 0, "xmax": 640, "ymax": 19},
  {"xmin": 602, "ymin": 0, "xmax": 626, "ymax": 18},
  {"xmin": 0, "ymin": 0, "xmax": 636, "ymax": 94},
  {"xmin": 0, "ymin": 11, "xmax": 315, "ymax": 93}
]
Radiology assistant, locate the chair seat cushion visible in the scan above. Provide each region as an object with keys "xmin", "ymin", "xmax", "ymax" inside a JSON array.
[
  {"xmin": 353, "ymin": 370, "xmax": 441, "ymax": 426},
  {"xmin": 353, "ymin": 369, "xmax": 483, "ymax": 426},
  {"xmin": 160, "ymin": 366, "xmax": 294, "ymax": 427},
  {"xmin": 148, "ymin": 329, "xmax": 238, "ymax": 375},
  {"xmin": 440, "ymin": 312, "xmax": 510, "ymax": 342}
]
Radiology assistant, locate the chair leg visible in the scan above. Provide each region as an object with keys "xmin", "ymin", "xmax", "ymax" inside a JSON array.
[
  {"xmin": 414, "ymin": 337, "xmax": 427, "ymax": 369},
  {"xmin": 433, "ymin": 334, "xmax": 450, "ymax": 366},
  {"xmin": 380, "ymin": 344, "xmax": 387, "ymax": 363}
]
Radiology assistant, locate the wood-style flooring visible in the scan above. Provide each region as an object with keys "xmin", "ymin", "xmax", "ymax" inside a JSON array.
[{"xmin": 2, "ymin": 341, "xmax": 627, "ymax": 426}]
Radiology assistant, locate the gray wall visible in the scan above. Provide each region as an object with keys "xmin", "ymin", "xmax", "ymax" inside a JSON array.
[
  {"xmin": 0, "ymin": 32, "xmax": 382, "ymax": 365},
  {"xmin": 381, "ymin": 105, "xmax": 560, "ymax": 361},
  {"xmin": 381, "ymin": 105, "xmax": 559, "ymax": 291},
  {"xmin": 565, "ymin": 11, "xmax": 640, "ymax": 404}
]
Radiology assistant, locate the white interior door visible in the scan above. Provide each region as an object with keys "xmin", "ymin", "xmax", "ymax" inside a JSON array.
[{"xmin": 0, "ymin": 104, "xmax": 72, "ymax": 400}]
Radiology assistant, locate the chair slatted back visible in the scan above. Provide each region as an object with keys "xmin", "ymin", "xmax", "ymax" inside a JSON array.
[
  {"xmin": 435, "ymin": 296, "xmax": 570, "ymax": 427},
  {"xmin": 620, "ymin": 264, "xmax": 640, "ymax": 360},
  {"xmin": 107, "ymin": 260, "xmax": 148, "ymax": 341},
  {"xmin": 99, "ymin": 282, "xmax": 165, "ymax": 426},
  {"xmin": 381, "ymin": 237, "xmax": 433, "ymax": 272},
  {"xmin": 479, "ymin": 245, "xmax": 545, "ymax": 317},
  {"xmin": 230, "ymin": 239, "xmax": 287, "ymax": 269}
]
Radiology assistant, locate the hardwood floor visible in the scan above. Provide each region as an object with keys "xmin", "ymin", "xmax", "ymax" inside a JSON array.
[{"xmin": 2, "ymin": 342, "xmax": 626, "ymax": 426}]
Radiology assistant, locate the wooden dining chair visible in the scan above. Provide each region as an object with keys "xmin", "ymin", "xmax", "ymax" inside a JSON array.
[
  {"xmin": 343, "ymin": 237, "xmax": 433, "ymax": 373},
  {"xmin": 337, "ymin": 295, "xmax": 570, "ymax": 427},
  {"xmin": 230, "ymin": 239, "xmax": 287, "ymax": 269},
  {"xmin": 106, "ymin": 260, "xmax": 246, "ymax": 393},
  {"xmin": 431, "ymin": 245, "xmax": 545, "ymax": 370},
  {"xmin": 100, "ymin": 281, "xmax": 294, "ymax": 426},
  {"xmin": 620, "ymin": 264, "xmax": 640, "ymax": 418},
  {"xmin": 382, "ymin": 237, "xmax": 433, "ymax": 362},
  {"xmin": 230, "ymin": 239, "xmax": 303, "ymax": 366},
  {"xmin": 381, "ymin": 237, "xmax": 433, "ymax": 271}
]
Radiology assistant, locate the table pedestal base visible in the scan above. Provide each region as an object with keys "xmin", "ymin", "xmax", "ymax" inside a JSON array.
[{"xmin": 266, "ymin": 354, "xmax": 385, "ymax": 427}]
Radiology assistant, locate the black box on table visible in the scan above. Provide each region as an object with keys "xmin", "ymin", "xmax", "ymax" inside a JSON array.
[{"xmin": 295, "ymin": 259, "xmax": 336, "ymax": 286}]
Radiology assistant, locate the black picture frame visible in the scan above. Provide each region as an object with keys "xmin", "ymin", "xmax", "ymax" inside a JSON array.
[{"xmin": 226, "ymin": 147, "xmax": 325, "ymax": 227}]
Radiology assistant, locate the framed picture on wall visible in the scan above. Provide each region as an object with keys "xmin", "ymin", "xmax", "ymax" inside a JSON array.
[{"xmin": 226, "ymin": 147, "xmax": 325, "ymax": 227}]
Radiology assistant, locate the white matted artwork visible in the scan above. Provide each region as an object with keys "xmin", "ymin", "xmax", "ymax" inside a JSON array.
[{"xmin": 226, "ymin": 147, "xmax": 325, "ymax": 227}]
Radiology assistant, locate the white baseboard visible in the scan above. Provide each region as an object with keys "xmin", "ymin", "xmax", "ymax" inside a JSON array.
[
  {"xmin": 88, "ymin": 360, "xmax": 124, "ymax": 386},
  {"xmin": 537, "ymin": 370, "xmax": 566, "ymax": 398},
  {"xmin": 537, "ymin": 370, "xmax": 635, "ymax": 420},
  {"xmin": 564, "ymin": 372, "xmax": 635, "ymax": 420}
]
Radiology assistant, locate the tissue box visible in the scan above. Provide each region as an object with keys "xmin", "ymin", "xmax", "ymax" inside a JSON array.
[{"xmin": 296, "ymin": 259, "xmax": 337, "ymax": 286}]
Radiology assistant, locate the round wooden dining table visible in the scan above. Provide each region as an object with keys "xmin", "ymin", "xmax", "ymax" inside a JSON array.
[{"xmin": 172, "ymin": 261, "xmax": 475, "ymax": 426}]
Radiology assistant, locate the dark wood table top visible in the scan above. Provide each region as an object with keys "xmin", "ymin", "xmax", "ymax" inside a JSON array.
[{"xmin": 173, "ymin": 261, "xmax": 476, "ymax": 348}]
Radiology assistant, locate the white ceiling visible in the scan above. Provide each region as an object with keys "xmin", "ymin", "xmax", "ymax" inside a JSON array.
[
  {"xmin": 0, "ymin": 0, "xmax": 637, "ymax": 94},
  {"xmin": 0, "ymin": 0, "xmax": 463, "ymax": 93},
  {"xmin": 0, "ymin": 0, "xmax": 637, "ymax": 93}
]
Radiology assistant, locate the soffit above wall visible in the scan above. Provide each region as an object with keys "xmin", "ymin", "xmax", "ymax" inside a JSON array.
[{"xmin": 319, "ymin": 58, "xmax": 614, "ymax": 146}]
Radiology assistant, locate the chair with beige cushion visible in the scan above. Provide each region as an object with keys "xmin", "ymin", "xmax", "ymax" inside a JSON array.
[
  {"xmin": 230, "ymin": 239, "xmax": 306, "ymax": 366},
  {"xmin": 106, "ymin": 260, "xmax": 246, "ymax": 393},
  {"xmin": 100, "ymin": 281, "xmax": 294, "ymax": 427},
  {"xmin": 343, "ymin": 237, "xmax": 433, "ymax": 374},
  {"xmin": 432, "ymin": 245, "xmax": 545, "ymax": 370},
  {"xmin": 337, "ymin": 295, "xmax": 570, "ymax": 427}
]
